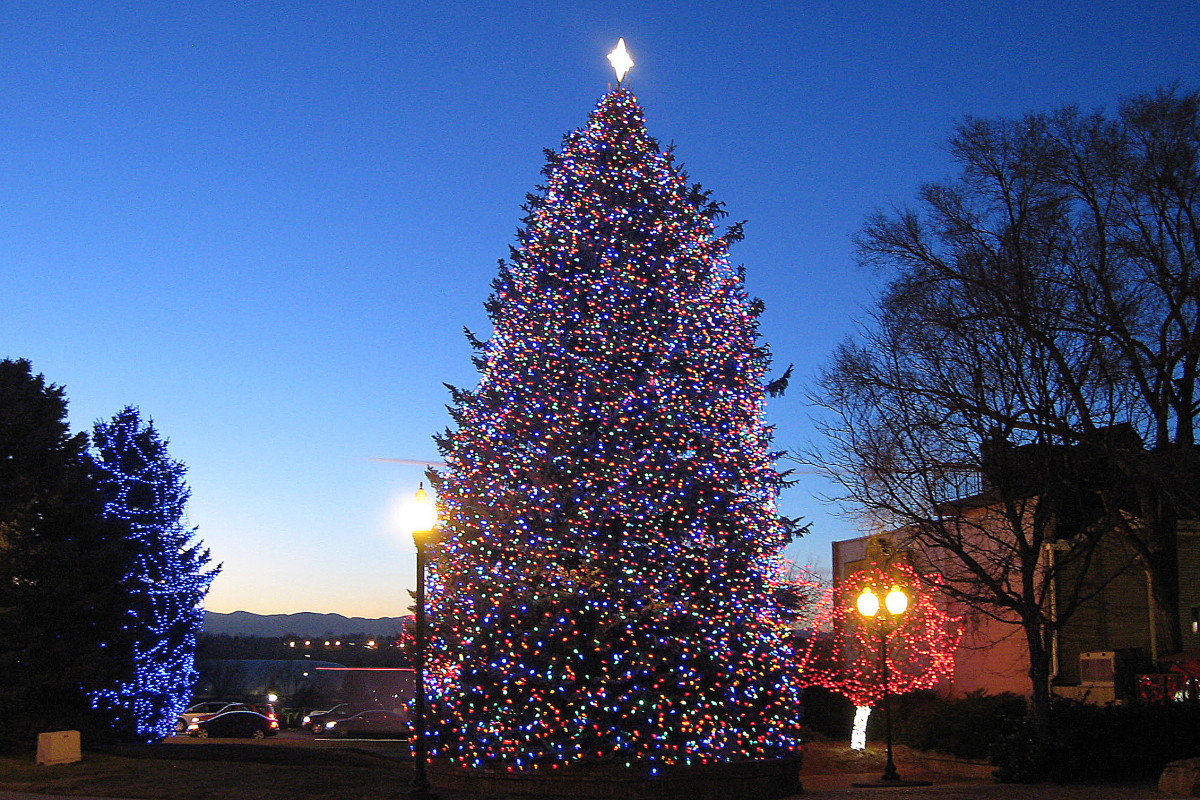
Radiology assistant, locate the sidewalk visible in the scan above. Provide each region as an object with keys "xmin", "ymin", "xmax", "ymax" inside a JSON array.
[
  {"xmin": 792, "ymin": 773, "xmax": 1162, "ymax": 800},
  {"xmin": 793, "ymin": 741, "xmax": 1165, "ymax": 799}
]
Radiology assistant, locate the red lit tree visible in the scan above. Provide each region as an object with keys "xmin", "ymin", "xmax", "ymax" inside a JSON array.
[{"xmin": 796, "ymin": 562, "xmax": 961, "ymax": 744}]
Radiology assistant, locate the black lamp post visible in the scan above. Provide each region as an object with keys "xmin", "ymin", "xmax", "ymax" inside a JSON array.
[
  {"xmin": 406, "ymin": 483, "xmax": 438, "ymax": 800},
  {"xmin": 855, "ymin": 585, "xmax": 910, "ymax": 783}
]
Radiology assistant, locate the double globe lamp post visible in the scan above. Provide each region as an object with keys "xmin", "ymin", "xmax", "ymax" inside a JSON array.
[
  {"xmin": 853, "ymin": 584, "xmax": 929, "ymax": 786},
  {"xmin": 403, "ymin": 483, "xmax": 439, "ymax": 800}
]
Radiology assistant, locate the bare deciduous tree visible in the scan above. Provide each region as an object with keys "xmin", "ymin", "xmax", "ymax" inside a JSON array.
[{"xmin": 811, "ymin": 86, "xmax": 1198, "ymax": 740}]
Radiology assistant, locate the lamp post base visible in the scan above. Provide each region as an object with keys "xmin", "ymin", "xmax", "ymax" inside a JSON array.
[{"xmin": 408, "ymin": 777, "xmax": 436, "ymax": 800}]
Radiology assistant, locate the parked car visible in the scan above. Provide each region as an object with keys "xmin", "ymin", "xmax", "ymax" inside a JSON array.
[
  {"xmin": 248, "ymin": 703, "xmax": 279, "ymax": 730},
  {"xmin": 301, "ymin": 703, "xmax": 353, "ymax": 733},
  {"xmin": 320, "ymin": 709, "xmax": 409, "ymax": 739},
  {"xmin": 188, "ymin": 709, "xmax": 279, "ymax": 739},
  {"xmin": 176, "ymin": 702, "xmax": 250, "ymax": 734}
]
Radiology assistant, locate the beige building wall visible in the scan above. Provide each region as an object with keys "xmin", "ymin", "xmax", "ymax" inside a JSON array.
[{"xmin": 950, "ymin": 608, "xmax": 1032, "ymax": 697}]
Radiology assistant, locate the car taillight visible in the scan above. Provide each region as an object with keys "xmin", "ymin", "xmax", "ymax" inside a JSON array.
[{"xmin": 270, "ymin": 720, "xmax": 279, "ymax": 729}]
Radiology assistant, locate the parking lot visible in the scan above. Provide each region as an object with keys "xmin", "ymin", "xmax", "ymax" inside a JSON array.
[{"xmin": 165, "ymin": 727, "xmax": 413, "ymax": 759}]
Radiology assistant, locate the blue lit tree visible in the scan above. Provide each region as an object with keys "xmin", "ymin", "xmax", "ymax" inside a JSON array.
[
  {"xmin": 88, "ymin": 407, "xmax": 218, "ymax": 741},
  {"xmin": 428, "ymin": 87, "xmax": 803, "ymax": 770}
]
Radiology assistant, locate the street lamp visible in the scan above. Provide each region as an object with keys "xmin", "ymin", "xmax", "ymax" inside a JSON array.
[
  {"xmin": 403, "ymin": 482, "xmax": 439, "ymax": 800},
  {"xmin": 856, "ymin": 584, "xmax": 910, "ymax": 783}
]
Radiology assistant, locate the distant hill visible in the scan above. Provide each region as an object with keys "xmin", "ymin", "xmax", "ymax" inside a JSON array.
[{"xmin": 202, "ymin": 610, "xmax": 409, "ymax": 638}]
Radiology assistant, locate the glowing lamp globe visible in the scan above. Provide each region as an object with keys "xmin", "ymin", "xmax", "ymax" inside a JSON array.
[
  {"xmin": 885, "ymin": 586, "xmax": 909, "ymax": 616},
  {"xmin": 404, "ymin": 483, "xmax": 438, "ymax": 540},
  {"xmin": 856, "ymin": 587, "xmax": 880, "ymax": 617}
]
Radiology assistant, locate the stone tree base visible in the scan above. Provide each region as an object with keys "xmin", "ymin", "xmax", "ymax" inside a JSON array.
[{"xmin": 428, "ymin": 756, "xmax": 803, "ymax": 800}]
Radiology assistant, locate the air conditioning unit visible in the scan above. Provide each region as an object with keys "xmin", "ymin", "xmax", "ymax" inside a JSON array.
[{"xmin": 1080, "ymin": 651, "xmax": 1116, "ymax": 685}]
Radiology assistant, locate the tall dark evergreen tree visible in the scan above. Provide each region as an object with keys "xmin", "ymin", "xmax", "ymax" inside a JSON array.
[
  {"xmin": 0, "ymin": 359, "xmax": 133, "ymax": 747},
  {"xmin": 88, "ymin": 407, "xmax": 217, "ymax": 742},
  {"xmin": 428, "ymin": 87, "xmax": 803, "ymax": 770}
]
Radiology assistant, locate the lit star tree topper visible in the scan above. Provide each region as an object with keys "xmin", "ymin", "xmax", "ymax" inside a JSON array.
[{"xmin": 607, "ymin": 38, "xmax": 634, "ymax": 83}]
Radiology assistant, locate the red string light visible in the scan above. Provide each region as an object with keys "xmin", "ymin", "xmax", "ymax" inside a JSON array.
[{"xmin": 796, "ymin": 562, "xmax": 962, "ymax": 707}]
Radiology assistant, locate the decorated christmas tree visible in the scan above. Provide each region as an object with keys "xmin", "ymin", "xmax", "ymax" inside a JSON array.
[
  {"xmin": 428, "ymin": 49, "xmax": 803, "ymax": 770},
  {"xmin": 87, "ymin": 407, "xmax": 218, "ymax": 741}
]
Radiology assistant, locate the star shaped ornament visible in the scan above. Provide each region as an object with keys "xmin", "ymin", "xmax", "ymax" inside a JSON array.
[{"xmin": 607, "ymin": 39, "xmax": 634, "ymax": 83}]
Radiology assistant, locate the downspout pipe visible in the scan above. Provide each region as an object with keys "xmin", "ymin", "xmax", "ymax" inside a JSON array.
[
  {"xmin": 1045, "ymin": 542, "xmax": 1060, "ymax": 685},
  {"xmin": 1146, "ymin": 569, "xmax": 1159, "ymax": 662}
]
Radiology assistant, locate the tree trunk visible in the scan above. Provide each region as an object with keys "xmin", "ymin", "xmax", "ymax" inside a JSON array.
[
  {"xmin": 1110, "ymin": 447, "xmax": 1186, "ymax": 657},
  {"xmin": 1024, "ymin": 623, "xmax": 1054, "ymax": 745}
]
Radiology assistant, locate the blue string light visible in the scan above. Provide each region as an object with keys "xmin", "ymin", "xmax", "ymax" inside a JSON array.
[{"xmin": 87, "ymin": 407, "xmax": 218, "ymax": 742}]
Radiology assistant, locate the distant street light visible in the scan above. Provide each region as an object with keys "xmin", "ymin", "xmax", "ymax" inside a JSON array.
[
  {"xmin": 403, "ymin": 482, "xmax": 439, "ymax": 800},
  {"xmin": 856, "ymin": 584, "xmax": 913, "ymax": 784}
]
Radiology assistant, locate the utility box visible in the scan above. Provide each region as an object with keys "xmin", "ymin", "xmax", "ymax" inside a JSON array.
[
  {"xmin": 1080, "ymin": 651, "xmax": 1116, "ymax": 685},
  {"xmin": 36, "ymin": 730, "xmax": 81, "ymax": 765}
]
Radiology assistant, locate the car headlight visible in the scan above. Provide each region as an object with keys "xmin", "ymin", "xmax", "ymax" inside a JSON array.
[
  {"xmin": 302, "ymin": 715, "xmax": 311, "ymax": 725},
  {"xmin": 324, "ymin": 721, "xmax": 337, "ymax": 730}
]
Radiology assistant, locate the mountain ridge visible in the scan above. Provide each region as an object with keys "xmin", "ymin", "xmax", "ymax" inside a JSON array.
[{"xmin": 202, "ymin": 610, "xmax": 409, "ymax": 638}]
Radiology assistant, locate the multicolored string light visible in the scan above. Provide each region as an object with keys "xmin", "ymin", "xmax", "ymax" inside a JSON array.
[
  {"xmin": 86, "ymin": 407, "xmax": 217, "ymax": 742},
  {"xmin": 426, "ymin": 88, "xmax": 802, "ymax": 770}
]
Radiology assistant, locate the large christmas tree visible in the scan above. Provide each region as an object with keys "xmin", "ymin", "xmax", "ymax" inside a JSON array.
[{"xmin": 428, "ymin": 77, "xmax": 802, "ymax": 770}]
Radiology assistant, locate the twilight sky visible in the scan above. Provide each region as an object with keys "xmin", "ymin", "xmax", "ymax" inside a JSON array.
[{"xmin": 2, "ymin": 1, "xmax": 1195, "ymax": 616}]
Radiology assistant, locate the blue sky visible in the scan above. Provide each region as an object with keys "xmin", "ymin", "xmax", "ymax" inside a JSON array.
[{"xmin": 2, "ymin": 1, "xmax": 1195, "ymax": 616}]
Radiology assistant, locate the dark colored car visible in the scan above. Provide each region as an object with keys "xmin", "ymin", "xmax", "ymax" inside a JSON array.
[
  {"xmin": 175, "ymin": 701, "xmax": 250, "ymax": 734},
  {"xmin": 188, "ymin": 709, "xmax": 279, "ymax": 739},
  {"xmin": 320, "ymin": 709, "xmax": 409, "ymax": 739},
  {"xmin": 301, "ymin": 703, "xmax": 353, "ymax": 733}
]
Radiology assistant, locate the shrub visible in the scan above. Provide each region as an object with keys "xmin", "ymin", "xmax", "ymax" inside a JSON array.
[
  {"xmin": 800, "ymin": 686, "xmax": 855, "ymax": 740},
  {"xmin": 991, "ymin": 698, "xmax": 1200, "ymax": 783},
  {"xmin": 889, "ymin": 690, "xmax": 1026, "ymax": 760}
]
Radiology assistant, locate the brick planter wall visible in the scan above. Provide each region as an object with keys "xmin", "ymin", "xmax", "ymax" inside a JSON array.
[
  {"xmin": 428, "ymin": 756, "xmax": 803, "ymax": 800},
  {"xmin": 894, "ymin": 744, "xmax": 994, "ymax": 780}
]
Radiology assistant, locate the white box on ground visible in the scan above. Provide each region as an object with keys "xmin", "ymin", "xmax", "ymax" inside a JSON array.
[{"xmin": 36, "ymin": 730, "xmax": 81, "ymax": 765}]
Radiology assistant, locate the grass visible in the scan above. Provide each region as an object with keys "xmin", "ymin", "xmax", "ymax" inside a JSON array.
[
  {"xmin": 0, "ymin": 738, "xmax": 886, "ymax": 799},
  {"xmin": 0, "ymin": 741, "xmax": 415, "ymax": 800}
]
